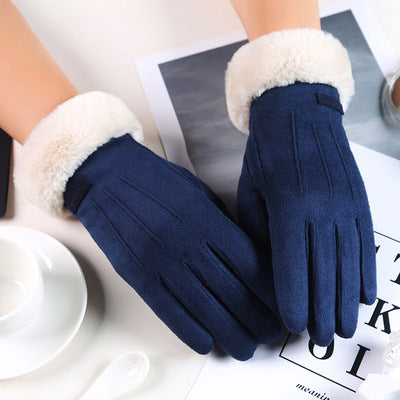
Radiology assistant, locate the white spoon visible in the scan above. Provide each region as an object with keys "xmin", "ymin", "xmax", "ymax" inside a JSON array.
[{"xmin": 79, "ymin": 351, "xmax": 149, "ymax": 400}]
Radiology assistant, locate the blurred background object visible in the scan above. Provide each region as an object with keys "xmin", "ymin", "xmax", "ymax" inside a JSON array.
[
  {"xmin": 0, "ymin": 128, "xmax": 11, "ymax": 217},
  {"xmin": 382, "ymin": 69, "xmax": 400, "ymax": 127},
  {"xmin": 392, "ymin": 74, "xmax": 400, "ymax": 108}
]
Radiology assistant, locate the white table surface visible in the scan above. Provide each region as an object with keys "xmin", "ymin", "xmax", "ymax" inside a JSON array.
[{"xmin": 1, "ymin": 1, "xmax": 399, "ymax": 399}]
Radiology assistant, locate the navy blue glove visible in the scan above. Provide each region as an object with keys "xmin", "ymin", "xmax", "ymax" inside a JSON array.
[
  {"xmin": 15, "ymin": 92, "xmax": 281, "ymax": 360},
  {"xmin": 226, "ymin": 30, "xmax": 377, "ymax": 346}
]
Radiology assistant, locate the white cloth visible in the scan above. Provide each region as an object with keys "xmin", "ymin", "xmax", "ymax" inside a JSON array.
[{"xmin": 357, "ymin": 330, "xmax": 400, "ymax": 399}]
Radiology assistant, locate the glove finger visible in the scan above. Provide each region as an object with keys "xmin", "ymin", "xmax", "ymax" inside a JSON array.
[
  {"xmin": 270, "ymin": 219, "xmax": 309, "ymax": 334},
  {"xmin": 237, "ymin": 173, "xmax": 280, "ymax": 313},
  {"xmin": 329, "ymin": 123, "xmax": 377, "ymax": 306},
  {"xmin": 335, "ymin": 221, "xmax": 361, "ymax": 339},
  {"xmin": 97, "ymin": 177, "xmax": 256, "ymax": 358},
  {"xmin": 356, "ymin": 215, "xmax": 377, "ymax": 305},
  {"xmin": 307, "ymin": 221, "xmax": 336, "ymax": 347},
  {"xmin": 204, "ymin": 209, "xmax": 278, "ymax": 314},
  {"xmin": 191, "ymin": 240, "xmax": 281, "ymax": 344},
  {"xmin": 328, "ymin": 121, "xmax": 376, "ymax": 304},
  {"xmin": 145, "ymin": 277, "xmax": 214, "ymax": 355},
  {"xmin": 164, "ymin": 262, "xmax": 257, "ymax": 361},
  {"xmin": 89, "ymin": 198, "xmax": 214, "ymax": 354},
  {"xmin": 103, "ymin": 179, "xmax": 273, "ymax": 326},
  {"xmin": 205, "ymin": 165, "xmax": 277, "ymax": 314}
]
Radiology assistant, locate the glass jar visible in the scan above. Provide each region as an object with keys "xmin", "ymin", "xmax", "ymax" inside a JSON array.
[{"xmin": 381, "ymin": 69, "xmax": 400, "ymax": 127}]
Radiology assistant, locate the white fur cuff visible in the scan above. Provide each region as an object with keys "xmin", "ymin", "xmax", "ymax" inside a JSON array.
[
  {"xmin": 14, "ymin": 91, "xmax": 143, "ymax": 217},
  {"xmin": 225, "ymin": 29, "xmax": 355, "ymax": 133}
]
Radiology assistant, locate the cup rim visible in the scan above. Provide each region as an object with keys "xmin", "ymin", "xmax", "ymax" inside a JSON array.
[{"xmin": 0, "ymin": 237, "xmax": 42, "ymax": 322}]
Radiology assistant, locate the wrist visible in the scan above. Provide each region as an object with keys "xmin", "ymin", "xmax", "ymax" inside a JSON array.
[
  {"xmin": 14, "ymin": 91, "xmax": 143, "ymax": 217},
  {"xmin": 225, "ymin": 29, "xmax": 354, "ymax": 134}
]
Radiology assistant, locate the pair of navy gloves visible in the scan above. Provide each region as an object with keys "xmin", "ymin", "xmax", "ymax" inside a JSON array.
[{"xmin": 15, "ymin": 30, "xmax": 376, "ymax": 360}]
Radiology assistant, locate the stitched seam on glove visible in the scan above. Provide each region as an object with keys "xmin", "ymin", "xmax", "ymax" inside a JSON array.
[
  {"xmin": 200, "ymin": 240, "xmax": 268, "ymax": 318},
  {"xmin": 118, "ymin": 176, "xmax": 186, "ymax": 225},
  {"xmin": 180, "ymin": 259, "xmax": 257, "ymax": 342},
  {"xmin": 356, "ymin": 217, "xmax": 365, "ymax": 302},
  {"xmin": 328, "ymin": 118, "xmax": 356, "ymax": 201},
  {"xmin": 306, "ymin": 220, "xmax": 316, "ymax": 332},
  {"xmin": 311, "ymin": 120, "xmax": 333, "ymax": 197},
  {"xmin": 251, "ymin": 121, "xmax": 271, "ymax": 197},
  {"xmin": 291, "ymin": 111, "xmax": 305, "ymax": 194},
  {"xmin": 156, "ymin": 273, "xmax": 212, "ymax": 337},
  {"xmin": 91, "ymin": 198, "xmax": 144, "ymax": 270},
  {"xmin": 104, "ymin": 189, "xmax": 164, "ymax": 247},
  {"xmin": 334, "ymin": 223, "xmax": 342, "ymax": 331}
]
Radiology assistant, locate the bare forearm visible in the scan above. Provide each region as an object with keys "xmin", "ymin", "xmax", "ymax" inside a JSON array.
[
  {"xmin": 0, "ymin": 0, "xmax": 78, "ymax": 144},
  {"xmin": 231, "ymin": 0, "xmax": 320, "ymax": 41}
]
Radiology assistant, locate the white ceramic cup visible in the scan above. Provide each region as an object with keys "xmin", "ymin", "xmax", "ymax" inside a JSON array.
[{"xmin": 0, "ymin": 238, "xmax": 44, "ymax": 336}]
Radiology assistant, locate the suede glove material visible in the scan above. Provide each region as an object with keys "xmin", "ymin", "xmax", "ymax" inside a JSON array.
[
  {"xmin": 64, "ymin": 134, "xmax": 281, "ymax": 360},
  {"xmin": 238, "ymin": 82, "xmax": 376, "ymax": 346},
  {"xmin": 15, "ymin": 92, "xmax": 282, "ymax": 360}
]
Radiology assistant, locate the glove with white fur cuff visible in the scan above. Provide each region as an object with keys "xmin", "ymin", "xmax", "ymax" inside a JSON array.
[
  {"xmin": 226, "ymin": 29, "xmax": 377, "ymax": 346},
  {"xmin": 14, "ymin": 91, "xmax": 282, "ymax": 361}
]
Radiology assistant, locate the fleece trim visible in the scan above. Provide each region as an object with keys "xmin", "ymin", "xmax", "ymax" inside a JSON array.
[
  {"xmin": 225, "ymin": 29, "xmax": 354, "ymax": 134},
  {"xmin": 14, "ymin": 91, "xmax": 143, "ymax": 217}
]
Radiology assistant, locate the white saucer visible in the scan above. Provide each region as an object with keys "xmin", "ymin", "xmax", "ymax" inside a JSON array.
[{"xmin": 0, "ymin": 227, "xmax": 87, "ymax": 379}]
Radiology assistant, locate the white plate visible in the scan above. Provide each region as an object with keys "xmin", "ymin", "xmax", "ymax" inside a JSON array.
[{"xmin": 0, "ymin": 227, "xmax": 87, "ymax": 379}]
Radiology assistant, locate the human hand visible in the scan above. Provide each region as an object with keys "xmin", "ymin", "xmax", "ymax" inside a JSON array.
[
  {"xmin": 15, "ymin": 92, "xmax": 281, "ymax": 360},
  {"xmin": 226, "ymin": 30, "xmax": 376, "ymax": 346}
]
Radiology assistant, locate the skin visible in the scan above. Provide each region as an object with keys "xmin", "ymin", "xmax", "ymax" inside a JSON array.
[
  {"xmin": 231, "ymin": 0, "xmax": 320, "ymax": 41},
  {"xmin": 0, "ymin": 0, "xmax": 78, "ymax": 144},
  {"xmin": 0, "ymin": 0, "xmax": 320, "ymax": 143}
]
